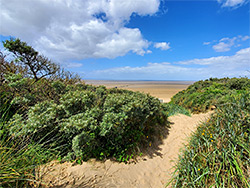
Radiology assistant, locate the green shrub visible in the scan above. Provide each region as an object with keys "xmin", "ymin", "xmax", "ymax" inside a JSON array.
[
  {"xmin": 8, "ymin": 85, "xmax": 169, "ymax": 162},
  {"xmin": 171, "ymin": 77, "xmax": 250, "ymax": 113}
]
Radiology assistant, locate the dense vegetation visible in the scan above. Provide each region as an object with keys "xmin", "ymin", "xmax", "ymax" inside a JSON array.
[
  {"xmin": 0, "ymin": 39, "xmax": 171, "ymax": 187},
  {"xmin": 170, "ymin": 79, "xmax": 250, "ymax": 187},
  {"xmin": 8, "ymin": 83, "xmax": 168, "ymax": 162},
  {"xmin": 171, "ymin": 77, "xmax": 250, "ymax": 113},
  {"xmin": 0, "ymin": 39, "xmax": 82, "ymax": 187}
]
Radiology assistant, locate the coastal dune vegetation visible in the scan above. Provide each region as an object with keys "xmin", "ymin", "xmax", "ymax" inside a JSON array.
[
  {"xmin": 171, "ymin": 77, "xmax": 250, "ymax": 113},
  {"xmin": 169, "ymin": 78, "xmax": 250, "ymax": 187},
  {"xmin": 0, "ymin": 39, "xmax": 249, "ymax": 187},
  {"xmin": 0, "ymin": 39, "xmax": 171, "ymax": 187}
]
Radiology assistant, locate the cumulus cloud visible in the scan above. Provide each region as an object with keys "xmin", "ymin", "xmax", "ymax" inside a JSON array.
[
  {"xmin": 217, "ymin": 0, "xmax": 249, "ymax": 7},
  {"xmin": 0, "ymin": 0, "xmax": 160, "ymax": 60},
  {"xmin": 86, "ymin": 47, "xmax": 250, "ymax": 80},
  {"xmin": 94, "ymin": 28, "xmax": 149, "ymax": 58},
  {"xmin": 204, "ymin": 35, "xmax": 250, "ymax": 52},
  {"xmin": 154, "ymin": 42, "xmax": 171, "ymax": 50}
]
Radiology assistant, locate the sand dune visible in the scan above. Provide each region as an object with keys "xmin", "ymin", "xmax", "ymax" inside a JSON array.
[
  {"xmin": 36, "ymin": 80, "xmax": 208, "ymax": 187},
  {"xmin": 37, "ymin": 112, "xmax": 211, "ymax": 188}
]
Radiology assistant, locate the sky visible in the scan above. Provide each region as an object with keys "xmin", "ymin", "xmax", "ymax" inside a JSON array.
[{"xmin": 0, "ymin": 0, "xmax": 250, "ymax": 81}]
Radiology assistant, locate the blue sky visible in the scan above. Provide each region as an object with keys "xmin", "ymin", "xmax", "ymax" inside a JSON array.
[{"xmin": 1, "ymin": 0, "xmax": 250, "ymax": 80}]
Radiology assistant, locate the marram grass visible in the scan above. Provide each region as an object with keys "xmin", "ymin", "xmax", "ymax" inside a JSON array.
[
  {"xmin": 169, "ymin": 92, "xmax": 250, "ymax": 188},
  {"xmin": 162, "ymin": 102, "xmax": 191, "ymax": 117},
  {"xmin": 0, "ymin": 102, "xmax": 57, "ymax": 187},
  {"xmin": 0, "ymin": 123, "xmax": 58, "ymax": 187}
]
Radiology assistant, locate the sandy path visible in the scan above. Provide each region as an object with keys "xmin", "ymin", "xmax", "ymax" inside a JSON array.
[{"xmin": 38, "ymin": 112, "xmax": 211, "ymax": 188}]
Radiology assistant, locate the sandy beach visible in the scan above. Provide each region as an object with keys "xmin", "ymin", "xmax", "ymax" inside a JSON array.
[{"xmin": 85, "ymin": 80, "xmax": 194, "ymax": 103}]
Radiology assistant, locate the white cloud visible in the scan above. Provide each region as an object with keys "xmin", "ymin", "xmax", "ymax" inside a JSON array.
[
  {"xmin": 64, "ymin": 62, "xmax": 83, "ymax": 68},
  {"xmin": 203, "ymin": 42, "xmax": 211, "ymax": 45},
  {"xmin": 154, "ymin": 42, "xmax": 171, "ymax": 50},
  {"xmin": 212, "ymin": 41, "xmax": 234, "ymax": 52},
  {"xmin": 86, "ymin": 47, "xmax": 250, "ymax": 80},
  {"xmin": 0, "ymin": 0, "xmax": 160, "ymax": 61},
  {"xmin": 93, "ymin": 28, "xmax": 149, "ymax": 58},
  {"xmin": 210, "ymin": 36, "xmax": 249, "ymax": 52},
  {"xmin": 217, "ymin": 0, "xmax": 249, "ymax": 7}
]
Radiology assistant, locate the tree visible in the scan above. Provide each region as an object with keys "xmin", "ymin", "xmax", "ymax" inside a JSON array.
[
  {"xmin": 0, "ymin": 51, "xmax": 8, "ymax": 83},
  {"xmin": 0, "ymin": 51, "xmax": 29, "ymax": 84},
  {"xmin": 3, "ymin": 38, "xmax": 59, "ymax": 81}
]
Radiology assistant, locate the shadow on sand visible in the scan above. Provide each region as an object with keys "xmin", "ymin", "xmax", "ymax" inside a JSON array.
[{"xmin": 135, "ymin": 121, "xmax": 172, "ymax": 161}]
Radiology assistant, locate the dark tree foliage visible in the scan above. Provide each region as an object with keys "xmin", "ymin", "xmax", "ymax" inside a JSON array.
[
  {"xmin": 0, "ymin": 52, "xmax": 8, "ymax": 83},
  {"xmin": 1, "ymin": 39, "xmax": 82, "ymax": 115},
  {"xmin": 3, "ymin": 38, "xmax": 60, "ymax": 81},
  {"xmin": 0, "ymin": 51, "xmax": 29, "ymax": 84}
]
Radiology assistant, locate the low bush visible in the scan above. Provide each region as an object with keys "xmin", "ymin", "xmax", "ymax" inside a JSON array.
[
  {"xmin": 171, "ymin": 77, "xmax": 250, "ymax": 113},
  {"xmin": 8, "ymin": 85, "xmax": 169, "ymax": 162}
]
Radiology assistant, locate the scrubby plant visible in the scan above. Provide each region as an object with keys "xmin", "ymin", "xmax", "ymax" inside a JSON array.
[
  {"xmin": 1, "ymin": 38, "xmax": 173, "ymax": 187},
  {"xmin": 8, "ymin": 85, "xmax": 169, "ymax": 162},
  {"xmin": 171, "ymin": 77, "xmax": 250, "ymax": 113}
]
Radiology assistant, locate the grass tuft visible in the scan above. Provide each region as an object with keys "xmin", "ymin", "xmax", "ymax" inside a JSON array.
[
  {"xmin": 0, "ymin": 100, "xmax": 57, "ymax": 187},
  {"xmin": 163, "ymin": 102, "xmax": 191, "ymax": 117}
]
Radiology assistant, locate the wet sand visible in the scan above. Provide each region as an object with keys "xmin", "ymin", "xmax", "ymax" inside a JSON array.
[{"xmin": 85, "ymin": 80, "xmax": 194, "ymax": 103}]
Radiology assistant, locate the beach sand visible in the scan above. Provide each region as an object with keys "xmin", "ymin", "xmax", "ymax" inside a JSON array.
[{"xmin": 85, "ymin": 80, "xmax": 194, "ymax": 103}]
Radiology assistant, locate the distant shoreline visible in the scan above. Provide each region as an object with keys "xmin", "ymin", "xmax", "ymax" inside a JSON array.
[
  {"xmin": 85, "ymin": 80, "xmax": 195, "ymax": 86},
  {"xmin": 85, "ymin": 80, "xmax": 193, "ymax": 103},
  {"xmin": 85, "ymin": 79, "xmax": 196, "ymax": 81}
]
